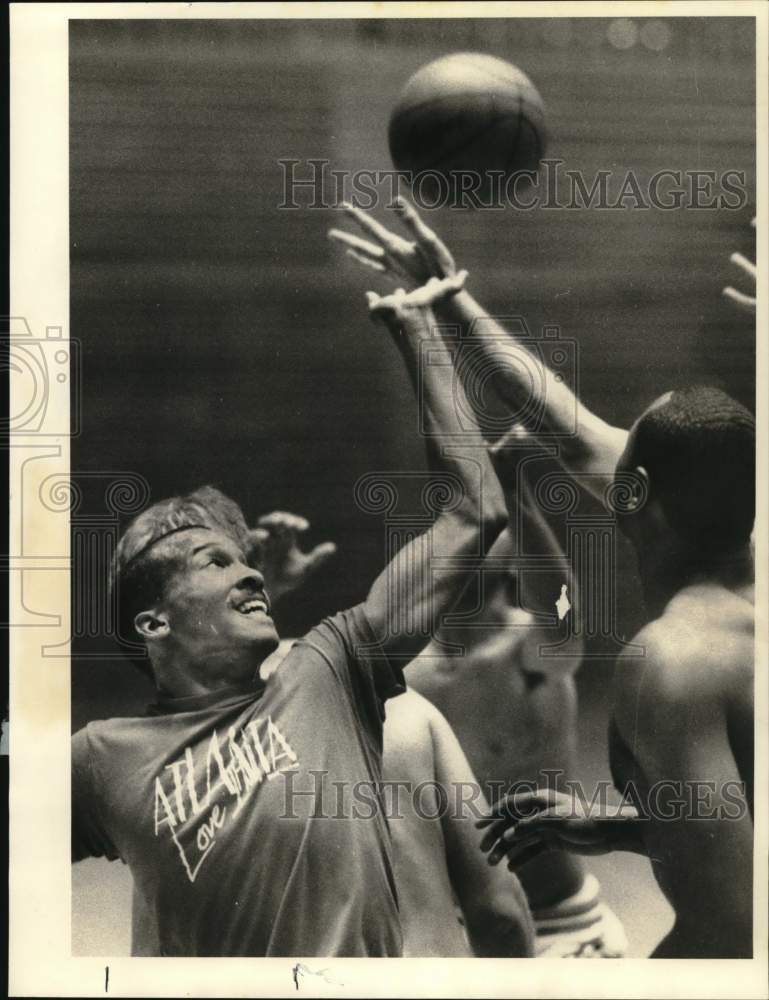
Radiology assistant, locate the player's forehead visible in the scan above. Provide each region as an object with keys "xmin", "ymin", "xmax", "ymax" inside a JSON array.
[{"xmin": 154, "ymin": 527, "xmax": 246, "ymax": 565}]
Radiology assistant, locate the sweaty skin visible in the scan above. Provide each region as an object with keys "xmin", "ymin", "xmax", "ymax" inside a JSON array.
[{"xmin": 382, "ymin": 689, "xmax": 534, "ymax": 957}]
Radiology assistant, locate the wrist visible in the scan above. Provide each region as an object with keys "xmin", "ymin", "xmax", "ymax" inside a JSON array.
[
  {"xmin": 395, "ymin": 304, "xmax": 439, "ymax": 341},
  {"xmin": 435, "ymin": 285, "xmax": 473, "ymax": 320}
]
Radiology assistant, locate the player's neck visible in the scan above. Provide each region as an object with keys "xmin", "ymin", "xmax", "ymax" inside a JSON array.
[
  {"xmin": 638, "ymin": 540, "xmax": 754, "ymax": 617},
  {"xmin": 152, "ymin": 650, "xmax": 266, "ymax": 699}
]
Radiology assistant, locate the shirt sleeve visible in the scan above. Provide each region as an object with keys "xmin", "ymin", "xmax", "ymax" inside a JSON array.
[
  {"xmin": 296, "ymin": 604, "xmax": 406, "ymax": 742},
  {"xmin": 72, "ymin": 726, "xmax": 119, "ymax": 863}
]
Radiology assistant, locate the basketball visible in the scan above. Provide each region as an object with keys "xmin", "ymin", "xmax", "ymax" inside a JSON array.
[{"xmin": 388, "ymin": 52, "xmax": 546, "ymax": 203}]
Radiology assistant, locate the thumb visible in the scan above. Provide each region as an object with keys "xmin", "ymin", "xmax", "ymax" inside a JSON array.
[
  {"xmin": 304, "ymin": 541, "xmax": 337, "ymax": 574},
  {"xmin": 246, "ymin": 527, "xmax": 269, "ymax": 561}
]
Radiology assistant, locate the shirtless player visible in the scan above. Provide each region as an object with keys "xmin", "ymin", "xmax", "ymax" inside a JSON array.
[
  {"xmin": 332, "ymin": 201, "xmax": 755, "ymax": 958},
  {"xmin": 479, "ymin": 387, "xmax": 755, "ymax": 958}
]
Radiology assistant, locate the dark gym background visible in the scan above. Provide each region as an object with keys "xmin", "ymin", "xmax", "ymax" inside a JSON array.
[{"xmin": 70, "ymin": 16, "xmax": 756, "ymax": 956}]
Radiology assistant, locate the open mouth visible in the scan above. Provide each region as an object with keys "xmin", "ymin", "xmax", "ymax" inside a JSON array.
[{"xmin": 232, "ymin": 596, "xmax": 270, "ymax": 617}]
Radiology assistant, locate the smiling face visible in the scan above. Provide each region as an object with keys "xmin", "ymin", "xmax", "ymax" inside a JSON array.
[{"xmin": 142, "ymin": 527, "xmax": 280, "ymax": 688}]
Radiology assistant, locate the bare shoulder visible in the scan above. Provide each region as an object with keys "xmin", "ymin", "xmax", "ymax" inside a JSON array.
[
  {"xmin": 388, "ymin": 687, "xmax": 453, "ymax": 733},
  {"xmin": 612, "ymin": 620, "xmax": 689, "ymax": 735},
  {"xmin": 385, "ymin": 687, "xmax": 458, "ymax": 747},
  {"xmin": 664, "ymin": 585, "xmax": 754, "ymax": 692},
  {"xmin": 613, "ymin": 589, "xmax": 753, "ymax": 743},
  {"xmin": 382, "ymin": 689, "xmax": 435, "ymax": 771},
  {"xmin": 385, "ymin": 687, "xmax": 431, "ymax": 724}
]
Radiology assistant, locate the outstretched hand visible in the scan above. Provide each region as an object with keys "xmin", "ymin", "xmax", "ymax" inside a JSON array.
[
  {"xmin": 477, "ymin": 789, "xmax": 642, "ymax": 870},
  {"xmin": 248, "ymin": 512, "xmax": 336, "ymax": 603},
  {"xmin": 365, "ymin": 272, "xmax": 468, "ymax": 326},
  {"xmin": 722, "ymin": 217, "xmax": 756, "ymax": 314},
  {"xmin": 329, "ymin": 196, "xmax": 458, "ymax": 289}
]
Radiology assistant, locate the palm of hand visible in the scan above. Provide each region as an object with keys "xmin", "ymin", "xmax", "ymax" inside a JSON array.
[
  {"xmin": 260, "ymin": 541, "xmax": 314, "ymax": 595},
  {"xmin": 248, "ymin": 513, "xmax": 336, "ymax": 603}
]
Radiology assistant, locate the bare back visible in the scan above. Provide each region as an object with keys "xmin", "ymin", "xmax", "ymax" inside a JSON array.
[{"xmin": 611, "ymin": 579, "xmax": 754, "ymax": 957}]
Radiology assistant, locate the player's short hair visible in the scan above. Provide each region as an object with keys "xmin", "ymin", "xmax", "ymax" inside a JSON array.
[
  {"xmin": 111, "ymin": 486, "xmax": 252, "ymax": 679},
  {"xmin": 628, "ymin": 386, "xmax": 755, "ymax": 553}
]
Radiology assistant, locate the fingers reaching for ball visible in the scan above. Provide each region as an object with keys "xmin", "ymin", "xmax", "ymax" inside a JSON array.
[
  {"xmin": 329, "ymin": 197, "xmax": 457, "ymax": 289},
  {"xmin": 392, "ymin": 196, "xmax": 457, "ymax": 278},
  {"xmin": 722, "ymin": 219, "xmax": 756, "ymax": 316},
  {"xmin": 722, "ymin": 286, "xmax": 756, "ymax": 314}
]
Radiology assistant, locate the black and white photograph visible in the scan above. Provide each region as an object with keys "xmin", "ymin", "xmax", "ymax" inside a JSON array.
[{"xmin": 7, "ymin": 3, "xmax": 768, "ymax": 997}]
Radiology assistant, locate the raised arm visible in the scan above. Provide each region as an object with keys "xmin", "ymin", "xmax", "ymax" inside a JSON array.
[
  {"xmin": 360, "ymin": 275, "xmax": 508, "ymax": 664},
  {"xmin": 330, "ymin": 198, "xmax": 627, "ymax": 499}
]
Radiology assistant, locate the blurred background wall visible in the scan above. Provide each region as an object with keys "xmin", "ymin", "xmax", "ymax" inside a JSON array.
[{"xmin": 70, "ymin": 15, "xmax": 755, "ymax": 956}]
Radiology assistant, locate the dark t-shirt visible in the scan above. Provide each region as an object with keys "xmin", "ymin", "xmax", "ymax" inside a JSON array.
[{"xmin": 72, "ymin": 605, "xmax": 406, "ymax": 957}]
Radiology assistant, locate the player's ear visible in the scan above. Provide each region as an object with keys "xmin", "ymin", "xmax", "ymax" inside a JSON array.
[
  {"xmin": 625, "ymin": 465, "xmax": 650, "ymax": 512},
  {"xmin": 134, "ymin": 609, "xmax": 170, "ymax": 642}
]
